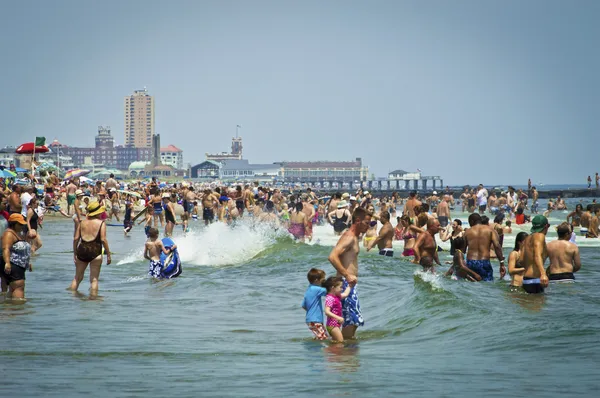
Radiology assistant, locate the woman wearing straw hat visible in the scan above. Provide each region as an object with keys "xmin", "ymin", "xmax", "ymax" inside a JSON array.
[
  {"xmin": 70, "ymin": 201, "xmax": 111, "ymax": 295},
  {"xmin": 0, "ymin": 214, "xmax": 32, "ymax": 299}
]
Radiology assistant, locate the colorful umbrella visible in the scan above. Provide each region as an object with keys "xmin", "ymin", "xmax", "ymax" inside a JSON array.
[
  {"xmin": 0, "ymin": 169, "xmax": 16, "ymax": 178},
  {"xmin": 117, "ymin": 190, "xmax": 142, "ymax": 198},
  {"xmin": 15, "ymin": 142, "xmax": 50, "ymax": 154},
  {"xmin": 64, "ymin": 168, "xmax": 91, "ymax": 180}
]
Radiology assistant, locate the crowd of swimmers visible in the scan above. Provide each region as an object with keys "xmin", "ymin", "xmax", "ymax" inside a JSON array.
[{"xmin": 0, "ymin": 177, "xmax": 593, "ymax": 344}]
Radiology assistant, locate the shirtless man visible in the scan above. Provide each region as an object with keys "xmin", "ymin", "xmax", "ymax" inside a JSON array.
[
  {"xmin": 7, "ymin": 185, "xmax": 22, "ymax": 215},
  {"xmin": 580, "ymin": 205, "xmax": 592, "ymax": 236},
  {"xmin": 487, "ymin": 191, "xmax": 498, "ymax": 214},
  {"xmin": 105, "ymin": 174, "xmax": 118, "ymax": 193},
  {"xmin": 66, "ymin": 180, "xmax": 78, "ymax": 215},
  {"xmin": 519, "ymin": 215, "xmax": 550, "ymax": 293},
  {"xmin": 437, "ymin": 196, "xmax": 451, "ymax": 228},
  {"xmin": 404, "ymin": 191, "xmax": 421, "ymax": 218},
  {"xmin": 464, "ymin": 213, "xmax": 505, "ymax": 281},
  {"xmin": 108, "ymin": 188, "xmax": 121, "ymax": 222},
  {"xmin": 328, "ymin": 207, "xmax": 371, "ymax": 339},
  {"xmin": 586, "ymin": 206, "xmax": 599, "ymax": 238},
  {"xmin": 546, "ymin": 222, "xmax": 581, "ymax": 282},
  {"xmin": 528, "ymin": 187, "xmax": 538, "ymax": 214},
  {"xmin": 460, "ymin": 187, "xmax": 469, "ymax": 212},
  {"xmin": 201, "ymin": 189, "xmax": 219, "ymax": 225},
  {"xmin": 366, "ymin": 211, "xmax": 394, "ymax": 257},
  {"xmin": 413, "ymin": 218, "xmax": 441, "ymax": 272}
]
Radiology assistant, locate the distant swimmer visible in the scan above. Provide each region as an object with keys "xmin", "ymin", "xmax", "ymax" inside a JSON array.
[
  {"xmin": 531, "ymin": 187, "xmax": 539, "ymax": 214},
  {"xmin": 366, "ymin": 210, "xmax": 394, "ymax": 257},
  {"xmin": 289, "ymin": 202, "xmax": 308, "ymax": 242},
  {"xmin": 413, "ymin": 218, "xmax": 441, "ymax": 272},
  {"xmin": 403, "ymin": 191, "xmax": 421, "ymax": 219},
  {"xmin": 566, "ymin": 204, "xmax": 583, "ymax": 227},
  {"xmin": 464, "ymin": 213, "xmax": 505, "ymax": 281},
  {"xmin": 328, "ymin": 207, "xmax": 371, "ymax": 340},
  {"xmin": 586, "ymin": 206, "xmax": 599, "ymax": 238},
  {"xmin": 328, "ymin": 200, "xmax": 350, "ymax": 236},
  {"xmin": 437, "ymin": 195, "xmax": 451, "ymax": 228},
  {"xmin": 546, "ymin": 222, "xmax": 581, "ymax": 282},
  {"xmin": 519, "ymin": 215, "xmax": 550, "ymax": 294},
  {"xmin": 580, "ymin": 204, "xmax": 592, "ymax": 236},
  {"xmin": 476, "ymin": 184, "xmax": 488, "ymax": 214}
]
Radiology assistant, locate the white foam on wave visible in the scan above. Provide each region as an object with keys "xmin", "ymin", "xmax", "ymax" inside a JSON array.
[
  {"xmin": 177, "ymin": 220, "xmax": 287, "ymax": 267},
  {"xmin": 413, "ymin": 269, "xmax": 445, "ymax": 291}
]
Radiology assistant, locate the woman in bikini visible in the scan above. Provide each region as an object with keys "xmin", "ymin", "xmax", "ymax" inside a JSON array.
[
  {"xmin": 289, "ymin": 202, "xmax": 308, "ymax": 242},
  {"xmin": 508, "ymin": 232, "xmax": 528, "ymax": 290},
  {"xmin": 397, "ymin": 215, "xmax": 420, "ymax": 257},
  {"xmin": 70, "ymin": 201, "xmax": 111, "ymax": 296}
]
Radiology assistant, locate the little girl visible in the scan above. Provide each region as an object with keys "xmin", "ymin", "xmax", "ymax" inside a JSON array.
[
  {"xmin": 445, "ymin": 237, "xmax": 481, "ymax": 281},
  {"xmin": 323, "ymin": 276, "xmax": 351, "ymax": 342}
]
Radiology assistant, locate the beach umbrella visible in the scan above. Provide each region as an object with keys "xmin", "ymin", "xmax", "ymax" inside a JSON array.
[
  {"xmin": 15, "ymin": 142, "xmax": 50, "ymax": 154},
  {"xmin": 117, "ymin": 189, "xmax": 142, "ymax": 198},
  {"xmin": 64, "ymin": 168, "xmax": 91, "ymax": 180},
  {"xmin": 0, "ymin": 169, "xmax": 16, "ymax": 178}
]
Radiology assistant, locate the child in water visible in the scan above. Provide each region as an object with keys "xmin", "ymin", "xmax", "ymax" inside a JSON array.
[
  {"xmin": 144, "ymin": 227, "xmax": 177, "ymax": 278},
  {"xmin": 302, "ymin": 268, "xmax": 327, "ymax": 340},
  {"xmin": 323, "ymin": 276, "xmax": 352, "ymax": 342},
  {"xmin": 445, "ymin": 237, "xmax": 481, "ymax": 281}
]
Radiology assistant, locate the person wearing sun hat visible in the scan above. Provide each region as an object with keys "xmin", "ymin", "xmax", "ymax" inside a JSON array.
[
  {"xmin": 0, "ymin": 213, "xmax": 32, "ymax": 299},
  {"xmin": 70, "ymin": 200, "xmax": 111, "ymax": 296},
  {"xmin": 519, "ymin": 215, "xmax": 550, "ymax": 294}
]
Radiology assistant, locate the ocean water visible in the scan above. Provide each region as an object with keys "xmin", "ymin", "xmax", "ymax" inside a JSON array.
[{"xmin": 2, "ymin": 197, "xmax": 600, "ymax": 397}]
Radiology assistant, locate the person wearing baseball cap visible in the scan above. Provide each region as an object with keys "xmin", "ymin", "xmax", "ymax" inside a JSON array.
[
  {"xmin": 519, "ymin": 215, "xmax": 550, "ymax": 294},
  {"xmin": 0, "ymin": 213, "xmax": 32, "ymax": 299}
]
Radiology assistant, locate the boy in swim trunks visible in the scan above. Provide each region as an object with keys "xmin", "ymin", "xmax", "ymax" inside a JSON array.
[
  {"xmin": 302, "ymin": 268, "xmax": 327, "ymax": 340},
  {"xmin": 144, "ymin": 227, "xmax": 177, "ymax": 278}
]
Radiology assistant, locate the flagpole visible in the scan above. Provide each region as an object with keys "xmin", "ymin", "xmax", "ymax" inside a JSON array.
[{"xmin": 32, "ymin": 138, "xmax": 36, "ymax": 181}]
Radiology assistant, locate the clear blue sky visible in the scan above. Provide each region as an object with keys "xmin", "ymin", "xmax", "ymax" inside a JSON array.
[{"xmin": 1, "ymin": 0, "xmax": 598, "ymax": 185}]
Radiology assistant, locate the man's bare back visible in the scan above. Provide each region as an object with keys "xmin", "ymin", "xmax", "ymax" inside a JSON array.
[{"xmin": 547, "ymin": 240, "xmax": 581, "ymax": 276}]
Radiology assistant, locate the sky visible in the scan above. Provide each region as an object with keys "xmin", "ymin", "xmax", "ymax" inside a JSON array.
[{"xmin": 1, "ymin": 0, "xmax": 598, "ymax": 185}]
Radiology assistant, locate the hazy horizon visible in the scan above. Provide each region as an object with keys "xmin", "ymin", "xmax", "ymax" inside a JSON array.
[{"xmin": 1, "ymin": 0, "xmax": 598, "ymax": 185}]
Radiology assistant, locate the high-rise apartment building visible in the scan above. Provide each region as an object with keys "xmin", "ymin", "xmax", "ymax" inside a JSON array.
[{"xmin": 125, "ymin": 88, "xmax": 154, "ymax": 148}]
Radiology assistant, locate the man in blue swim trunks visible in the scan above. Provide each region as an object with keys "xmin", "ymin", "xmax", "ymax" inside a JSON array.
[
  {"xmin": 328, "ymin": 207, "xmax": 371, "ymax": 339},
  {"xmin": 464, "ymin": 213, "xmax": 505, "ymax": 281}
]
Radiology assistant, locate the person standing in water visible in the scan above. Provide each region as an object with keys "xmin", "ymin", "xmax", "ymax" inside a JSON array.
[
  {"xmin": 70, "ymin": 201, "xmax": 111, "ymax": 296},
  {"xmin": 519, "ymin": 215, "xmax": 550, "ymax": 294},
  {"xmin": 413, "ymin": 218, "xmax": 442, "ymax": 272},
  {"xmin": 0, "ymin": 214, "xmax": 32, "ymax": 299},
  {"xmin": 464, "ymin": 213, "xmax": 505, "ymax": 281},
  {"xmin": 546, "ymin": 222, "xmax": 581, "ymax": 282},
  {"xmin": 328, "ymin": 207, "xmax": 371, "ymax": 340},
  {"xmin": 508, "ymin": 232, "xmax": 528, "ymax": 290},
  {"xmin": 366, "ymin": 210, "xmax": 394, "ymax": 257}
]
